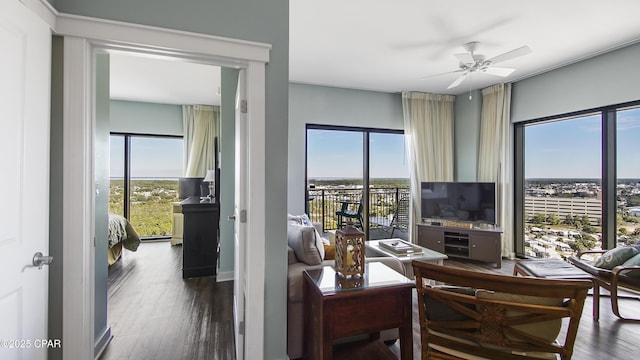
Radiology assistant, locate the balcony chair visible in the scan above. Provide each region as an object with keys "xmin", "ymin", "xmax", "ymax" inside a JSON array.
[
  {"xmin": 335, "ymin": 198, "xmax": 363, "ymax": 229},
  {"xmin": 389, "ymin": 195, "xmax": 410, "ymax": 238},
  {"xmin": 568, "ymin": 248, "xmax": 640, "ymax": 321},
  {"xmin": 412, "ymin": 261, "xmax": 592, "ymax": 360}
]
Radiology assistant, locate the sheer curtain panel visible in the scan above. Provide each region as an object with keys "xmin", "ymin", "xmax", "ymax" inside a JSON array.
[
  {"xmin": 402, "ymin": 92, "xmax": 455, "ymax": 243},
  {"xmin": 478, "ymin": 83, "xmax": 513, "ymax": 258},
  {"xmin": 183, "ymin": 105, "xmax": 220, "ymax": 177}
]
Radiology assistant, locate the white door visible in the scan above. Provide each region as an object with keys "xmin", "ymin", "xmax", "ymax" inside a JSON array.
[
  {"xmin": 0, "ymin": 1, "xmax": 52, "ymax": 359},
  {"xmin": 233, "ymin": 70, "xmax": 248, "ymax": 360}
]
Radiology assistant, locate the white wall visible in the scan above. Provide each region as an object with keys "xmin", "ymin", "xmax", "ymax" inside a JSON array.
[{"xmin": 288, "ymin": 83, "xmax": 403, "ymax": 213}]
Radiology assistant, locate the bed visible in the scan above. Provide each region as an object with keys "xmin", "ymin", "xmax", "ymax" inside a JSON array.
[{"xmin": 108, "ymin": 214, "xmax": 141, "ymax": 265}]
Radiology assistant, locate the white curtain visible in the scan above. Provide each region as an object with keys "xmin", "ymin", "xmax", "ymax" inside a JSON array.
[
  {"xmin": 402, "ymin": 92, "xmax": 455, "ymax": 243},
  {"xmin": 478, "ymin": 83, "xmax": 514, "ymax": 258},
  {"xmin": 183, "ymin": 105, "xmax": 220, "ymax": 177}
]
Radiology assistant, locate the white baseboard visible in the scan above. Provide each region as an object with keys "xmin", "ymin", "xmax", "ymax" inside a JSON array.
[
  {"xmin": 217, "ymin": 270, "xmax": 234, "ymax": 282},
  {"xmin": 94, "ymin": 326, "xmax": 112, "ymax": 359}
]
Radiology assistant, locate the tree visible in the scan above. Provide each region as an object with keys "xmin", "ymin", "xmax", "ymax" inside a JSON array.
[
  {"xmin": 547, "ymin": 213, "xmax": 560, "ymax": 225},
  {"xmin": 564, "ymin": 214, "xmax": 575, "ymax": 226},
  {"xmin": 569, "ymin": 236, "xmax": 597, "ymax": 253},
  {"xmin": 532, "ymin": 213, "xmax": 546, "ymax": 225}
]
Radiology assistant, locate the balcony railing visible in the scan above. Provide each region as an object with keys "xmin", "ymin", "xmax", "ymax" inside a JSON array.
[{"xmin": 307, "ymin": 186, "xmax": 410, "ymax": 232}]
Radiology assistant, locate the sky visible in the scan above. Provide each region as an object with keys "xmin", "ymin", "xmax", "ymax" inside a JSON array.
[
  {"xmin": 110, "ymin": 136, "xmax": 183, "ymax": 178},
  {"xmin": 109, "ymin": 107, "xmax": 639, "ymax": 180},
  {"xmin": 525, "ymin": 108, "xmax": 640, "ymax": 179},
  {"xmin": 306, "ymin": 129, "xmax": 410, "ymax": 179}
]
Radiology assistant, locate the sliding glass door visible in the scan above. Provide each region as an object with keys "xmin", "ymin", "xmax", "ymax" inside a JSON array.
[
  {"xmin": 110, "ymin": 134, "xmax": 183, "ymax": 239},
  {"xmin": 306, "ymin": 125, "xmax": 409, "ymax": 240}
]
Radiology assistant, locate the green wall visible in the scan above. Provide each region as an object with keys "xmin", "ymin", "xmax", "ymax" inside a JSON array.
[
  {"xmin": 54, "ymin": 1, "xmax": 289, "ymax": 358},
  {"xmin": 110, "ymin": 100, "xmax": 182, "ymax": 135},
  {"xmin": 288, "ymin": 83, "xmax": 404, "ymax": 213}
]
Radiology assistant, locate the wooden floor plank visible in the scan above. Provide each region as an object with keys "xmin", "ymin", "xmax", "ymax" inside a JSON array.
[{"xmin": 101, "ymin": 242, "xmax": 639, "ymax": 360}]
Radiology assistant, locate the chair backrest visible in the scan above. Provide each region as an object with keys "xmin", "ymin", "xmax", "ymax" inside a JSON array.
[
  {"xmin": 392, "ymin": 195, "xmax": 409, "ymax": 231},
  {"xmin": 412, "ymin": 261, "xmax": 591, "ymax": 360}
]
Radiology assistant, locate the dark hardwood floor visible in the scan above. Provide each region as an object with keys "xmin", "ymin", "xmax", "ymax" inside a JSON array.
[
  {"xmin": 101, "ymin": 243, "xmax": 639, "ymax": 360},
  {"xmin": 389, "ymin": 258, "xmax": 640, "ymax": 360},
  {"xmin": 100, "ymin": 241, "xmax": 234, "ymax": 360}
]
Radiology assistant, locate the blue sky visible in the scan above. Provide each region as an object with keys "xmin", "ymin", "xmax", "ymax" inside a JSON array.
[
  {"xmin": 110, "ymin": 136, "xmax": 183, "ymax": 178},
  {"xmin": 525, "ymin": 108, "xmax": 640, "ymax": 179},
  {"xmin": 306, "ymin": 129, "xmax": 410, "ymax": 179},
  {"xmin": 110, "ymin": 107, "xmax": 639, "ymax": 180}
]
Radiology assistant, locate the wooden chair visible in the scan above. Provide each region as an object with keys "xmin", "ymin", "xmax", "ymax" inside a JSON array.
[
  {"xmin": 568, "ymin": 249, "xmax": 640, "ymax": 321},
  {"xmin": 412, "ymin": 261, "xmax": 592, "ymax": 360}
]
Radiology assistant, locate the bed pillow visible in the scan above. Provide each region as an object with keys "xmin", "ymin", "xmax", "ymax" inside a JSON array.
[
  {"xmin": 287, "ymin": 223, "xmax": 323, "ymax": 265},
  {"xmin": 594, "ymin": 246, "xmax": 640, "ymax": 270},
  {"xmin": 475, "ymin": 290, "xmax": 563, "ymax": 343}
]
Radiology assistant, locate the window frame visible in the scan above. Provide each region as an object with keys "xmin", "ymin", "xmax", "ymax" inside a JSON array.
[
  {"xmin": 513, "ymin": 100, "xmax": 640, "ymax": 255},
  {"xmin": 110, "ymin": 131, "xmax": 183, "ymax": 240},
  {"xmin": 305, "ymin": 124, "xmax": 406, "ymax": 239}
]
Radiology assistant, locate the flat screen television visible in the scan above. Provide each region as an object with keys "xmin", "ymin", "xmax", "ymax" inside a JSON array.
[
  {"xmin": 421, "ymin": 182, "xmax": 496, "ymax": 224},
  {"xmin": 178, "ymin": 177, "xmax": 204, "ymax": 199}
]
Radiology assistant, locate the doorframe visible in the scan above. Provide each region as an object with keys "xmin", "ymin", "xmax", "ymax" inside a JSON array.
[{"xmin": 56, "ymin": 13, "xmax": 269, "ymax": 359}]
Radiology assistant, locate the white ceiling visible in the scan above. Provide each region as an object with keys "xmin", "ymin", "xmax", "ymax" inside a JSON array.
[
  {"xmin": 110, "ymin": 53, "xmax": 221, "ymax": 106},
  {"xmin": 111, "ymin": 0, "xmax": 640, "ymax": 104}
]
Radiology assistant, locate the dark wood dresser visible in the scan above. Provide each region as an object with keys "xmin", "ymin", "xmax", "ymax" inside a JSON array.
[{"xmin": 180, "ymin": 196, "xmax": 220, "ymax": 279}]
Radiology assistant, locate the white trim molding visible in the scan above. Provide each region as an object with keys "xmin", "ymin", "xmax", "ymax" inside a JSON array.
[
  {"xmin": 19, "ymin": 0, "xmax": 57, "ymax": 27},
  {"xmin": 58, "ymin": 13, "xmax": 270, "ymax": 360},
  {"xmin": 62, "ymin": 35, "xmax": 95, "ymax": 360}
]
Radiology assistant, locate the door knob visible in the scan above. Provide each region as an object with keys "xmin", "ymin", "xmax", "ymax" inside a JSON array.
[
  {"xmin": 32, "ymin": 252, "xmax": 53, "ymax": 270},
  {"xmin": 228, "ymin": 215, "xmax": 236, "ymax": 221}
]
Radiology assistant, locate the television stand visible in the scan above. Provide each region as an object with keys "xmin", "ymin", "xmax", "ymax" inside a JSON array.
[{"xmin": 417, "ymin": 223, "xmax": 502, "ymax": 268}]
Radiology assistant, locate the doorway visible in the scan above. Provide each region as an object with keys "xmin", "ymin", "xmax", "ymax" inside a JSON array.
[{"xmin": 58, "ymin": 18, "xmax": 269, "ymax": 359}]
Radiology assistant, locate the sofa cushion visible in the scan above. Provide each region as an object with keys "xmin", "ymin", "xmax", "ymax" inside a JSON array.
[
  {"xmin": 475, "ymin": 290, "xmax": 563, "ymax": 343},
  {"xmin": 287, "ymin": 245, "xmax": 298, "ymax": 265},
  {"xmin": 287, "ymin": 223, "xmax": 324, "ymax": 265},
  {"xmin": 594, "ymin": 246, "xmax": 640, "ymax": 270},
  {"xmin": 620, "ymin": 253, "xmax": 640, "ymax": 278}
]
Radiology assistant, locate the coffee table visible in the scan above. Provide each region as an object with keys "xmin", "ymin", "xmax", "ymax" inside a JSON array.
[
  {"xmin": 303, "ymin": 262, "xmax": 414, "ymax": 360},
  {"xmin": 366, "ymin": 239, "xmax": 448, "ymax": 279}
]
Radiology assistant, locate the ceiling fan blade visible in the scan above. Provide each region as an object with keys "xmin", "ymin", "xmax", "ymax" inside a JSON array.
[
  {"xmin": 487, "ymin": 46, "xmax": 532, "ymax": 64},
  {"xmin": 421, "ymin": 69, "xmax": 463, "ymax": 79},
  {"xmin": 482, "ymin": 66, "xmax": 515, "ymax": 77},
  {"xmin": 454, "ymin": 52, "xmax": 475, "ymax": 65},
  {"xmin": 447, "ymin": 73, "xmax": 469, "ymax": 89}
]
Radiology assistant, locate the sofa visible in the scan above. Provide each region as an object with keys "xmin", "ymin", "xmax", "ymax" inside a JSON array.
[{"xmin": 286, "ymin": 221, "xmax": 406, "ymax": 359}]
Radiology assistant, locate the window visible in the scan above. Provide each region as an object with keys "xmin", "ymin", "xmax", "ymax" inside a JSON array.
[
  {"xmin": 515, "ymin": 102, "xmax": 640, "ymax": 257},
  {"xmin": 110, "ymin": 134, "xmax": 183, "ymax": 239},
  {"xmin": 616, "ymin": 107, "xmax": 640, "ymax": 246},
  {"xmin": 305, "ymin": 125, "xmax": 409, "ymax": 239}
]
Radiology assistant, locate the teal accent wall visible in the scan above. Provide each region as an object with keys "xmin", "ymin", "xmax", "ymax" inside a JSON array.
[
  {"xmin": 218, "ymin": 68, "xmax": 239, "ymax": 276},
  {"xmin": 54, "ymin": 1, "xmax": 289, "ymax": 358},
  {"xmin": 288, "ymin": 83, "xmax": 403, "ymax": 213},
  {"xmin": 48, "ymin": 35, "xmax": 64, "ymax": 360},
  {"xmin": 94, "ymin": 53, "xmax": 111, "ymax": 356},
  {"xmin": 110, "ymin": 100, "xmax": 182, "ymax": 135}
]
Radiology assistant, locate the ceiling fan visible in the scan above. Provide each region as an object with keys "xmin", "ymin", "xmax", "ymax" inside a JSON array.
[{"xmin": 429, "ymin": 41, "xmax": 532, "ymax": 89}]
